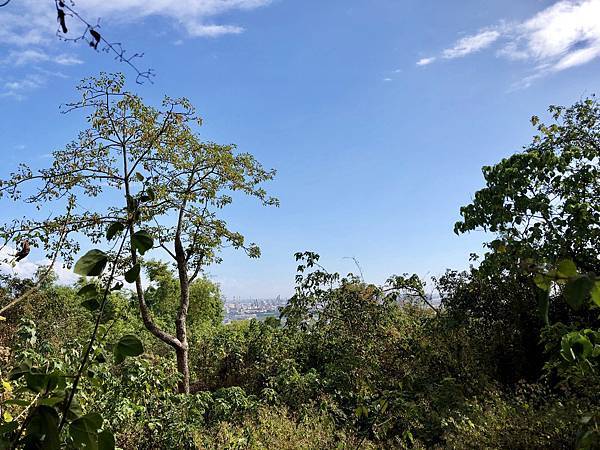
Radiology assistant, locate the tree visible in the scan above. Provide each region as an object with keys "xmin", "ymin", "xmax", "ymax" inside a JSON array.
[
  {"xmin": 455, "ymin": 97, "xmax": 600, "ymax": 273},
  {"xmin": 144, "ymin": 260, "xmax": 224, "ymax": 337},
  {"xmin": 450, "ymin": 97, "xmax": 600, "ymax": 382},
  {"xmin": 0, "ymin": 73, "xmax": 278, "ymax": 393}
]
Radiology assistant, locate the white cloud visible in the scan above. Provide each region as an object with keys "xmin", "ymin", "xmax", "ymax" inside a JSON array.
[
  {"xmin": 1, "ymin": 74, "xmax": 45, "ymax": 100},
  {"xmin": 416, "ymin": 57, "xmax": 436, "ymax": 66},
  {"xmin": 418, "ymin": 0, "xmax": 600, "ymax": 83},
  {"xmin": 53, "ymin": 54, "xmax": 84, "ymax": 66},
  {"xmin": 0, "ymin": 0, "xmax": 271, "ymax": 45},
  {"xmin": 2, "ymin": 49, "xmax": 83, "ymax": 67},
  {"xmin": 0, "ymin": 246, "xmax": 77, "ymax": 285},
  {"xmin": 79, "ymin": 0, "xmax": 272, "ymax": 37},
  {"xmin": 0, "ymin": 0, "xmax": 272, "ymax": 99},
  {"xmin": 442, "ymin": 29, "xmax": 501, "ymax": 59}
]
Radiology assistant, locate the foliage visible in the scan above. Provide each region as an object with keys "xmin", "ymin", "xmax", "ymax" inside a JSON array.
[
  {"xmin": 455, "ymin": 97, "xmax": 600, "ymax": 272},
  {"xmin": 3, "ymin": 87, "xmax": 600, "ymax": 449},
  {"xmin": 0, "ymin": 72, "xmax": 277, "ymax": 394}
]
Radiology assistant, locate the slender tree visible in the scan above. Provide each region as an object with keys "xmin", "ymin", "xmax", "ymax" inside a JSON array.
[{"xmin": 0, "ymin": 73, "xmax": 278, "ymax": 393}]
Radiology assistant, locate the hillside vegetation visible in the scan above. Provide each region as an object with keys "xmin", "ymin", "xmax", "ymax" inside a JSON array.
[{"xmin": 1, "ymin": 78, "xmax": 600, "ymax": 449}]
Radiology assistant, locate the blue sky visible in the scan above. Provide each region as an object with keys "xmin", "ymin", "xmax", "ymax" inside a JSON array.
[{"xmin": 1, "ymin": 0, "xmax": 600, "ymax": 299}]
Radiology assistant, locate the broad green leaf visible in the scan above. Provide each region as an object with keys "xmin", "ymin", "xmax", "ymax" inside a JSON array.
[
  {"xmin": 561, "ymin": 331, "xmax": 593, "ymax": 361},
  {"xmin": 81, "ymin": 298, "xmax": 101, "ymax": 312},
  {"xmin": 106, "ymin": 222, "xmax": 124, "ymax": 241},
  {"xmin": 25, "ymin": 406, "xmax": 60, "ymax": 450},
  {"xmin": 25, "ymin": 372, "xmax": 48, "ymax": 393},
  {"xmin": 124, "ymin": 263, "xmax": 140, "ymax": 283},
  {"xmin": 534, "ymin": 274, "xmax": 551, "ymax": 291},
  {"xmin": 557, "ymin": 259, "xmax": 578, "ymax": 278},
  {"xmin": 114, "ymin": 334, "xmax": 144, "ymax": 364},
  {"xmin": 135, "ymin": 172, "xmax": 145, "ymax": 181},
  {"xmin": 65, "ymin": 396, "xmax": 83, "ymax": 422},
  {"xmin": 77, "ymin": 283, "xmax": 99, "ymax": 299},
  {"xmin": 131, "ymin": 231, "xmax": 153, "ymax": 255},
  {"xmin": 38, "ymin": 397, "xmax": 65, "ymax": 407},
  {"xmin": 74, "ymin": 250, "xmax": 108, "ymax": 277},
  {"xmin": 70, "ymin": 413, "xmax": 103, "ymax": 450},
  {"xmin": 98, "ymin": 430, "xmax": 116, "ymax": 450},
  {"xmin": 9, "ymin": 359, "xmax": 32, "ymax": 380},
  {"xmin": 564, "ymin": 276, "xmax": 594, "ymax": 311},
  {"xmin": 25, "ymin": 371, "xmax": 60, "ymax": 394}
]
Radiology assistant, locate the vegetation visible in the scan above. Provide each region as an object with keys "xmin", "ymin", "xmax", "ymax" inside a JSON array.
[{"xmin": 1, "ymin": 78, "xmax": 600, "ymax": 449}]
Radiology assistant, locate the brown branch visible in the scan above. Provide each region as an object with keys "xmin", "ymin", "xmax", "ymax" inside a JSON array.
[{"xmin": 0, "ymin": 199, "xmax": 74, "ymax": 318}]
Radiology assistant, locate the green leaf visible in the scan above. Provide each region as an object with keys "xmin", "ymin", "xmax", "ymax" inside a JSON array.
[
  {"xmin": 124, "ymin": 263, "xmax": 140, "ymax": 283},
  {"xmin": 38, "ymin": 397, "xmax": 66, "ymax": 407},
  {"xmin": 0, "ymin": 421, "xmax": 18, "ymax": 435},
  {"xmin": 106, "ymin": 222, "xmax": 124, "ymax": 241},
  {"xmin": 65, "ymin": 396, "xmax": 83, "ymax": 422},
  {"xmin": 98, "ymin": 430, "xmax": 115, "ymax": 450},
  {"xmin": 564, "ymin": 276, "xmax": 594, "ymax": 311},
  {"xmin": 77, "ymin": 283, "xmax": 99, "ymax": 299},
  {"xmin": 557, "ymin": 259, "xmax": 578, "ymax": 278},
  {"xmin": 70, "ymin": 413, "xmax": 103, "ymax": 450},
  {"xmin": 74, "ymin": 250, "xmax": 108, "ymax": 277},
  {"xmin": 561, "ymin": 331, "xmax": 593, "ymax": 362},
  {"xmin": 81, "ymin": 298, "xmax": 101, "ymax": 312},
  {"xmin": 146, "ymin": 187, "xmax": 156, "ymax": 201},
  {"xmin": 25, "ymin": 406, "xmax": 60, "ymax": 450},
  {"xmin": 131, "ymin": 231, "xmax": 153, "ymax": 255},
  {"xmin": 25, "ymin": 372, "xmax": 47, "ymax": 393},
  {"xmin": 114, "ymin": 335, "xmax": 144, "ymax": 364},
  {"xmin": 591, "ymin": 281, "xmax": 600, "ymax": 307},
  {"xmin": 135, "ymin": 172, "xmax": 145, "ymax": 181},
  {"xmin": 534, "ymin": 274, "xmax": 551, "ymax": 291},
  {"xmin": 9, "ymin": 359, "xmax": 32, "ymax": 380},
  {"xmin": 25, "ymin": 371, "xmax": 60, "ymax": 394}
]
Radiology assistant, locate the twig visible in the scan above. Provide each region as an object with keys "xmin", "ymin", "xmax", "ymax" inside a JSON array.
[
  {"xmin": 0, "ymin": 200, "xmax": 74, "ymax": 318},
  {"xmin": 57, "ymin": 228, "xmax": 129, "ymax": 432},
  {"xmin": 54, "ymin": 0, "xmax": 154, "ymax": 84}
]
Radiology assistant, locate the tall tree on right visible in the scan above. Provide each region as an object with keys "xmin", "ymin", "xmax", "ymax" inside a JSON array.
[{"xmin": 455, "ymin": 97, "xmax": 600, "ymax": 272}]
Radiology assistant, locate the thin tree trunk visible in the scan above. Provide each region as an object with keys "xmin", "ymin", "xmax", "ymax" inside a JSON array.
[
  {"xmin": 174, "ymin": 234, "xmax": 191, "ymax": 394},
  {"xmin": 121, "ymin": 145, "xmax": 185, "ymax": 387},
  {"xmin": 175, "ymin": 345, "xmax": 190, "ymax": 394}
]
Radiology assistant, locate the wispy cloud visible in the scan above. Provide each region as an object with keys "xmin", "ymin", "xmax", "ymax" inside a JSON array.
[
  {"xmin": 442, "ymin": 29, "xmax": 501, "ymax": 59},
  {"xmin": 1, "ymin": 74, "xmax": 46, "ymax": 100},
  {"xmin": 0, "ymin": 0, "xmax": 273, "ymax": 99},
  {"xmin": 0, "ymin": 246, "xmax": 77, "ymax": 285},
  {"xmin": 0, "ymin": 0, "xmax": 272, "ymax": 44},
  {"xmin": 2, "ymin": 49, "xmax": 83, "ymax": 67},
  {"xmin": 416, "ymin": 57, "xmax": 436, "ymax": 66},
  {"xmin": 79, "ymin": 0, "xmax": 272, "ymax": 37},
  {"xmin": 417, "ymin": 0, "xmax": 600, "ymax": 85}
]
